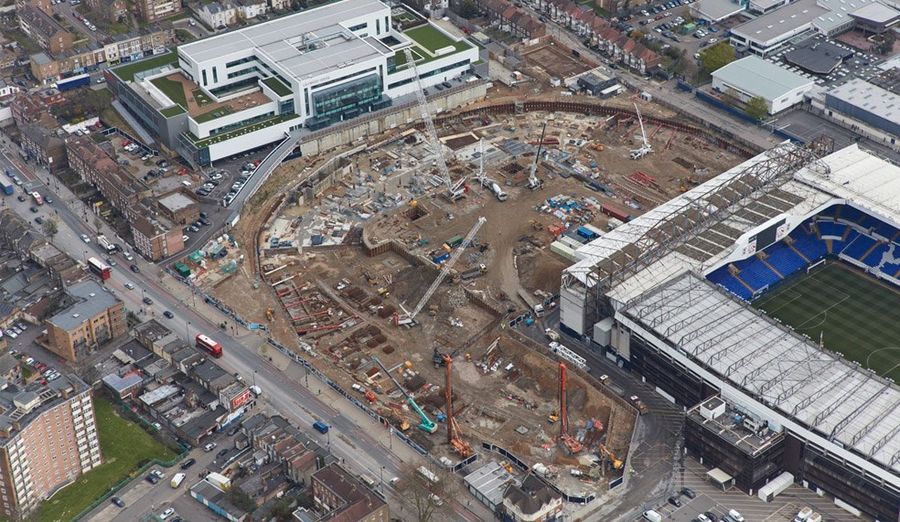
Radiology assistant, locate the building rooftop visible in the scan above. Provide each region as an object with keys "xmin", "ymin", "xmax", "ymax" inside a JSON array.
[
  {"xmin": 815, "ymin": 0, "xmax": 879, "ymax": 32},
  {"xmin": 782, "ymin": 38, "xmax": 853, "ymax": 74},
  {"xmin": 0, "ymin": 374, "xmax": 88, "ymax": 443},
  {"xmin": 158, "ymin": 192, "xmax": 197, "ymax": 213},
  {"xmin": 312, "ymin": 463, "xmax": 386, "ymax": 521},
  {"xmin": 713, "ymin": 56, "xmax": 814, "ymax": 100},
  {"xmin": 503, "ymin": 474, "xmax": 560, "ymax": 516},
  {"xmin": 826, "ymin": 78, "xmax": 900, "ymax": 127},
  {"xmin": 695, "ymin": 0, "xmax": 747, "ymax": 21},
  {"xmin": 47, "ymin": 280, "xmax": 120, "ymax": 331},
  {"xmin": 178, "ymin": 0, "xmax": 390, "ymax": 82},
  {"xmin": 687, "ymin": 396, "xmax": 784, "ymax": 456},
  {"xmin": 731, "ymin": 0, "xmax": 827, "ymax": 45},
  {"xmin": 849, "ymin": 1, "xmax": 900, "ymax": 23},
  {"xmin": 464, "ymin": 461, "xmax": 514, "ymax": 507},
  {"xmin": 102, "ymin": 371, "xmax": 143, "ymax": 393}
]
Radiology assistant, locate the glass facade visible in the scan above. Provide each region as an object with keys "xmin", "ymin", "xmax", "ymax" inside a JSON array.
[{"xmin": 312, "ymin": 74, "xmax": 382, "ymax": 120}]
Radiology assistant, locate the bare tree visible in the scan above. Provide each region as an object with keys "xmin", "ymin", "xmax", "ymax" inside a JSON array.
[{"xmin": 395, "ymin": 463, "xmax": 458, "ymax": 522}]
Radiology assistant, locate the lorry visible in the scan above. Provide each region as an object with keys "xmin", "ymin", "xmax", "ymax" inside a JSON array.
[
  {"xmin": 0, "ymin": 179, "xmax": 13, "ymax": 196},
  {"xmin": 601, "ymin": 203, "xmax": 631, "ymax": 222},
  {"xmin": 443, "ymin": 235, "xmax": 464, "ymax": 250},
  {"xmin": 97, "ymin": 235, "xmax": 116, "ymax": 254},
  {"xmin": 793, "ymin": 507, "xmax": 813, "ymax": 522},
  {"xmin": 489, "ymin": 182, "xmax": 508, "ymax": 201},
  {"xmin": 460, "ymin": 264, "xmax": 487, "ymax": 280}
]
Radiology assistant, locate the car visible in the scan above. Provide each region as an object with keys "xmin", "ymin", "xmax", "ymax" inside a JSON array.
[
  {"xmin": 728, "ymin": 509, "xmax": 744, "ymax": 522},
  {"xmin": 217, "ymin": 448, "xmax": 229, "ymax": 457},
  {"xmin": 5, "ymin": 330, "xmax": 16, "ymax": 339},
  {"xmin": 695, "ymin": 514, "xmax": 711, "ymax": 522},
  {"xmin": 130, "ymin": 264, "xmax": 140, "ymax": 273},
  {"xmin": 199, "ymin": 218, "xmax": 211, "ymax": 226},
  {"xmin": 199, "ymin": 211, "xmax": 208, "ymax": 219},
  {"xmin": 105, "ymin": 257, "xmax": 117, "ymax": 266},
  {"xmin": 160, "ymin": 508, "xmax": 175, "ymax": 520},
  {"xmin": 16, "ymin": 194, "xmax": 26, "ymax": 202},
  {"xmin": 180, "ymin": 458, "xmax": 196, "ymax": 470},
  {"xmin": 151, "ymin": 469, "xmax": 165, "ymax": 479},
  {"xmin": 29, "ymin": 206, "xmax": 38, "ymax": 213},
  {"xmin": 111, "ymin": 496, "xmax": 125, "ymax": 508},
  {"xmin": 142, "ymin": 296, "xmax": 153, "ymax": 305},
  {"xmin": 125, "ymin": 282, "xmax": 135, "ymax": 290},
  {"xmin": 668, "ymin": 495, "xmax": 682, "ymax": 507},
  {"xmin": 204, "ymin": 442, "xmax": 217, "ymax": 452},
  {"xmin": 227, "ymin": 425, "xmax": 241, "ymax": 436},
  {"xmin": 183, "ymin": 234, "xmax": 190, "ymax": 242},
  {"xmin": 146, "ymin": 474, "xmax": 160, "ymax": 484},
  {"xmin": 81, "ymin": 234, "xmax": 91, "ymax": 243},
  {"xmin": 16, "ymin": 322, "xmax": 27, "ymax": 331},
  {"xmin": 189, "ymin": 225, "xmax": 200, "ymax": 232},
  {"xmin": 123, "ymin": 252, "xmax": 134, "ymax": 261},
  {"xmin": 34, "ymin": 216, "xmax": 43, "ymax": 225},
  {"xmin": 44, "ymin": 196, "xmax": 52, "ymax": 204},
  {"xmin": 23, "ymin": 357, "xmax": 33, "ymax": 366},
  {"xmin": 681, "ymin": 487, "xmax": 696, "ymax": 499},
  {"xmin": 704, "ymin": 513, "xmax": 719, "ymax": 522}
]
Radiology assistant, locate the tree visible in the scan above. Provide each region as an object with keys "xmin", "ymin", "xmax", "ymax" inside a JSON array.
[
  {"xmin": 396, "ymin": 463, "xmax": 457, "ymax": 522},
  {"xmin": 721, "ymin": 87, "xmax": 741, "ymax": 108},
  {"xmin": 699, "ymin": 41, "xmax": 735, "ymax": 75},
  {"xmin": 42, "ymin": 218, "xmax": 59, "ymax": 241},
  {"xmin": 745, "ymin": 96, "xmax": 768, "ymax": 121},
  {"xmin": 457, "ymin": 0, "xmax": 478, "ymax": 18}
]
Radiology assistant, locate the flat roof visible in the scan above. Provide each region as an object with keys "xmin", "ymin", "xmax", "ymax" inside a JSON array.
[
  {"xmin": 713, "ymin": 56, "xmax": 813, "ymax": 100},
  {"xmin": 782, "ymin": 38, "xmax": 853, "ymax": 75},
  {"xmin": 48, "ymin": 280, "xmax": 120, "ymax": 331},
  {"xmin": 849, "ymin": 2, "xmax": 900, "ymax": 23},
  {"xmin": 695, "ymin": 0, "xmax": 746, "ymax": 21},
  {"xmin": 178, "ymin": 0, "xmax": 389, "ymax": 82},
  {"xmin": 731, "ymin": 0, "xmax": 827, "ymax": 45},
  {"xmin": 464, "ymin": 462, "xmax": 514, "ymax": 507},
  {"xmin": 158, "ymin": 192, "xmax": 196, "ymax": 212},
  {"xmin": 826, "ymin": 79, "xmax": 899, "ymax": 129},
  {"xmin": 624, "ymin": 271, "xmax": 900, "ymax": 477},
  {"xmin": 815, "ymin": 0, "xmax": 879, "ymax": 32}
]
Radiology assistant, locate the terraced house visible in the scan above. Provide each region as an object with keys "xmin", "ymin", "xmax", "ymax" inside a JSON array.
[{"xmin": 107, "ymin": 0, "xmax": 478, "ymax": 165}]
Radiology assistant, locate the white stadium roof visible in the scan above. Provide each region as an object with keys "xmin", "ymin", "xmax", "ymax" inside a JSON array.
[
  {"xmin": 623, "ymin": 271, "xmax": 900, "ymax": 476},
  {"xmin": 565, "ymin": 143, "xmax": 900, "ymax": 306}
]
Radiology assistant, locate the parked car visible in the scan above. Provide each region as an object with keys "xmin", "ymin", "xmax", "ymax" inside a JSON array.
[
  {"xmin": 681, "ymin": 487, "xmax": 696, "ymax": 499},
  {"xmin": 217, "ymin": 448, "xmax": 228, "ymax": 457},
  {"xmin": 668, "ymin": 495, "xmax": 682, "ymax": 507},
  {"xmin": 34, "ymin": 216, "xmax": 43, "ymax": 225},
  {"xmin": 204, "ymin": 442, "xmax": 217, "ymax": 452},
  {"xmin": 163, "ymin": 311, "xmax": 174, "ymax": 319},
  {"xmin": 110, "ymin": 496, "xmax": 125, "ymax": 508},
  {"xmin": 180, "ymin": 458, "xmax": 196, "ymax": 470},
  {"xmin": 160, "ymin": 508, "xmax": 175, "ymax": 520},
  {"xmin": 146, "ymin": 474, "xmax": 160, "ymax": 484}
]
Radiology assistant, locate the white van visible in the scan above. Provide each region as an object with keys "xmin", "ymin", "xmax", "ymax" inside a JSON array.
[
  {"xmin": 170, "ymin": 472, "xmax": 185, "ymax": 488},
  {"xmin": 643, "ymin": 510, "xmax": 663, "ymax": 522},
  {"xmin": 728, "ymin": 509, "xmax": 745, "ymax": 522},
  {"xmin": 793, "ymin": 507, "xmax": 813, "ymax": 522}
]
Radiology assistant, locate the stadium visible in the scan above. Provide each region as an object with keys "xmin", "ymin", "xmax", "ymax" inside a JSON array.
[{"xmin": 559, "ymin": 138, "xmax": 900, "ymax": 521}]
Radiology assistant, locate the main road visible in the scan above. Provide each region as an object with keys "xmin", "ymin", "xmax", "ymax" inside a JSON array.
[{"xmin": 0, "ymin": 143, "xmax": 486, "ymax": 521}]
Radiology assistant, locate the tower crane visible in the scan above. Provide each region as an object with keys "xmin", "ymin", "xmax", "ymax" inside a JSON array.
[
  {"xmin": 629, "ymin": 102, "xmax": 653, "ymax": 160},
  {"xmin": 373, "ymin": 356, "xmax": 437, "ymax": 433},
  {"xmin": 558, "ymin": 363, "xmax": 584, "ymax": 454},
  {"xmin": 528, "ymin": 123, "xmax": 547, "ymax": 190},
  {"xmin": 403, "ymin": 217, "xmax": 486, "ymax": 322},
  {"xmin": 403, "ymin": 48, "xmax": 465, "ymax": 201},
  {"xmin": 444, "ymin": 354, "xmax": 473, "ymax": 458}
]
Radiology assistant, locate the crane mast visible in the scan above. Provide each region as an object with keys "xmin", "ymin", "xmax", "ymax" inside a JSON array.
[
  {"xmin": 403, "ymin": 48, "xmax": 463, "ymax": 200},
  {"xmin": 373, "ymin": 356, "xmax": 437, "ymax": 433},
  {"xmin": 407, "ymin": 216, "xmax": 486, "ymax": 320},
  {"xmin": 629, "ymin": 102, "xmax": 653, "ymax": 160},
  {"xmin": 528, "ymin": 122, "xmax": 547, "ymax": 190},
  {"xmin": 444, "ymin": 354, "xmax": 473, "ymax": 457},
  {"xmin": 559, "ymin": 363, "xmax": 583, "ymax": 453}
]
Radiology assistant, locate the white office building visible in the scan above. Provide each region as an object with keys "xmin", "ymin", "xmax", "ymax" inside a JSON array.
[{"xmin": 111, "ymin": 0, "xmax": 478, "ymax": 164}]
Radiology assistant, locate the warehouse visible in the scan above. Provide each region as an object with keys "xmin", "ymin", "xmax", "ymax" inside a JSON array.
[
  {"xmin": 711, "ymin": 56, "xmax": 814, "ymax": 114},
  {"xmin": 824, "ymin": 78, "xmax": 900, "ymax": 142}
]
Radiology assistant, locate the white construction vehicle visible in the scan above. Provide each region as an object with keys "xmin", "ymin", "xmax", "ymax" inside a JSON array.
[
  {"xmin": 403, "ymin": 48, "xmax": 465, "ymax": 201},
  {"xmin": 473, "ymin": 140, "xmax": 507, "ymax": 201},
  {"xmin": 629, "ymin": 102, "xmax": 653, "ymax": 160}
]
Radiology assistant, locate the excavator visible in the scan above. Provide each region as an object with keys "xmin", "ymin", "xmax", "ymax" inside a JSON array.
[
  {"xmin": 373, "ymin": 356, "xmax": 437, "ymax": 433},
  {"xmin": 598, "ymin": 443, "xmax": 623, "ymax": 470}
]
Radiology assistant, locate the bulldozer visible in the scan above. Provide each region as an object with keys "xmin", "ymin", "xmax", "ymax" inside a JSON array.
[
  {"xmin": 265, "ymin": 308, "xmax": 275, "ymax": 321},
  {"xmin": 548, "ymin": 411, "xmax": 559, "ymax": 423}
]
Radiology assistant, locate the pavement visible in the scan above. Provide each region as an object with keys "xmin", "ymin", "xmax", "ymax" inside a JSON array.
[{"xmin": 0, "ymin": 141, "xmax": 489, "ymax": 522}]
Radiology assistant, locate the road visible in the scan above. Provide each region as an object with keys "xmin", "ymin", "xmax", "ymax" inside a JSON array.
[
  {"xmin": 53, "ymin": 2, "xmax": 104, "ymax": 47},
  {"xmin": 0, "ymin": 143, "xmax": 486, "ymax": 522}
]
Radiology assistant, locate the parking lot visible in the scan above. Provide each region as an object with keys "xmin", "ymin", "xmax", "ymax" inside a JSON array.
[{"xmin": 639, "ymin": 459, "xmax": 857, "ymax": 522}]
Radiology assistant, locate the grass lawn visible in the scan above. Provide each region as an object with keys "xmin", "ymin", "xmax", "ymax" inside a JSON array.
[
  {"xmin": 753, "ymin": 261, "xmax": 900, "ymax": 381},
  {"xmin": 33, "ymin": 398, "xmax": 177, "ymax": 522},
  {"xmin": 194, "ymin": 105, "xmax": 234, "ymax": 123},
  {"xmin": 160, "ymin": 105, "xmax": 186, "ymax": 117},
  {"xmin": 150, "ymin": 76, "xmax": 187, "ymax": 108},
  {"xmin": 262, "ymin": 76, "xmax": 292, "ymax": 97},
  {"xmin": 113, "ymin": 50, "xmax": 178, "ymax": 81},
  {"xmin": 404, "ymin": 25, "xmax": 461, "ymax": 53},
  {"xmin": 191, "ymin": 113, "xmax": 299, "ymax": 148}
]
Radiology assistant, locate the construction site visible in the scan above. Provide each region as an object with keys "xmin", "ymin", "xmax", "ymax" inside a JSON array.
[{"xmin": 191, "ymin": 54, "xmax": 752, "ymax": 495}]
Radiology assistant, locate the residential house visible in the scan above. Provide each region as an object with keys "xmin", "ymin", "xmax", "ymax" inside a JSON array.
[
  {"xmin": 65, "ymin": 136, "xmax": 144, "ymax": 222},
  {"xmin": 311, "ymin": 463, "xmax": 390, "ymax": 522},
  {"xmin": 136, "ymin": 0, "xmax": 183, "ymax": 22},
  {"xmin": 501, "ymin": 474, "xmax": 563, "ymax": 522},
  {"xmin": 197, "ymin": 1, "xmax": 238, "ymax": 28},
  {"xmin": 19, "ymin": 123, "xmax": 67, "ymax": 174},
  {"xmin": 268, "ymin": 0, "xmax": 289, "ymax": 9},
  {"xmin": 235, "ymin": 0, "xmax": 267, "ymax": 19},
  {"xmin": 17, "ymin": 4, "xmax": 74, "ymax": 55}
]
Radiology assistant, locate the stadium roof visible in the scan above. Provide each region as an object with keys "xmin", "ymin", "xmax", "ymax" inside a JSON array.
[
  {"xmin": 622, "ymin": 271, "xmax": 900, "ymax": 479},
  {"xmin": 178, "ymin": 0, "xmax": 390, "ymax": 81},
  {"xmin": 712, "ymin": 56, "xmax": 814, "ymax": 100}
]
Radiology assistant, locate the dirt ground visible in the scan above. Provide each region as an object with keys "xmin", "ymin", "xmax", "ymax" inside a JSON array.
[{"xmin": 521, "ymin": 44, "xmax": 592, "ymax": 79}]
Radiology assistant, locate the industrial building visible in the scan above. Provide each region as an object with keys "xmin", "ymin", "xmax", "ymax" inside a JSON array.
[
  {"xmin": 824, "ymin": 78, "xmax": 900, "ymax": 144},
  {"xmin": 108, "ymin": 0, "xmax": 478, "ymax": 165},
  {"xmin": 711, "ymin": 56, "xmax": 814, "ymax": 114},
  {"xmin": 558, "ymin": 141, "xmax": 900, "ymax": 521}
]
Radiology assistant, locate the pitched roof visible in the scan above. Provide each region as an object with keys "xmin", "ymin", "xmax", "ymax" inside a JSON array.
[{"xmin": 503, "ymin": 474, "xmax": 560, "ymax": 515}]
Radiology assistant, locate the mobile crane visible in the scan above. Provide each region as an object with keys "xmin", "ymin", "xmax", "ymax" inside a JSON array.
[
  {"xmin": 528, "ymin": 123, "xmax": 547, "ymax": 190},
  {"xmin": 373, "ymin": 356, "xmax": 437, "ymax": 433},
  {"xmin": 629, "ymin": 102, "xmax": 653, "ymax": 160},
  {"xmin": 444, "ymin": 354, "xmax": 473, "ymax": 457}
]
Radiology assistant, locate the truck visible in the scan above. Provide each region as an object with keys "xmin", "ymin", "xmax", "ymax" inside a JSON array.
[
  {"xmin": 443, "ymin": 235, "xmax": 464, "ymax": 250},
  {"xmin": 0, "ymin": 179, "xmax": 13, "ymax": 196},
  {"xmin": 460, "ymin": 264, "xmax": 487, "ymax": 280},
  {"xmin": 313, "ymin": 420, "xmax": 329, "ymax": 434},
  {"xmin": 170, "ymin": 472, "xmax": 186, "ymax": 488},
  {"xmin": 97, "ymin": 235, "xmax": 116, "ymax": 254},
  {"xmin": 601, "ymin": 203, "xmax": 631, "ymax": 222},
  {"xmin": 793, "ymin": 507, "xmax": 813, "ymax": 522},
  {"xmin": 489, "ymin": 182, "xmax": 507, "ymax": 201},
  {"xmin": 55, "ymin": 73, "xmax": 90, "ymax": 91}
]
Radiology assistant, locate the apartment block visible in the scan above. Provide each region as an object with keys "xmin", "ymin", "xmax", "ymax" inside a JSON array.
[
  {"xmin": 136, "ymin": 0, "xmax": 183, "ymax": 22},
  {"xmin": 19, "ymin": 123, "xmax": 67, "ymax": 174},
  {"xmin": 17, "ymin": 4, "xmax": 74, "ymax": 55},
  {"xmin": 0, "ymin": 376, "xmax": 101, "ymax": 518},
  {"xmin": 46, "ymin": 280, "xmax": 126, "ymax": 362}
]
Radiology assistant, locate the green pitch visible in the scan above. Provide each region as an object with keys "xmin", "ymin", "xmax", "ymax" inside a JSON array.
[{"xmin": 752, "ymin": 261, "xmax": 900, "ymax": 382}]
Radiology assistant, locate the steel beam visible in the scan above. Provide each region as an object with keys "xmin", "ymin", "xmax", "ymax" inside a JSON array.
[
  {"xmin": 829, "ymin": 382, "xmax": 893, "ymax": 442},
  {"xmin": 813, "ymin": 374, "xmax": 873, "ymax": 425},
  {"xmin": 791, "ymin": 367, "xmax": 853, "ymax": 416},
  {"xmin": 850, "ymin": 396, "xmax": 900, "ymax": 447}
]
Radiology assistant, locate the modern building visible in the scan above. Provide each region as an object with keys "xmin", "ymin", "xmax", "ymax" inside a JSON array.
[
  {"xmin": 559, "ymin": 142, "xmax": 900, "ymax": 521},
  {"xmin": 0, "ymin": 375, "xmax": 101, "ymax": 519},
  {"xmin": 823, "ymin": 77, "xmax": 899, "ymax": 145},
  {"xmin": 464, "ymin": 461, "xmax": 514, "ymax": 512},
  {"xmin": 310, "ymin": 463, "xmax": 389, "ymax": 522},
  {"xmin": 711, "ymin": 56, "xmax": 814, "ymax": 114},
  {"xmin": 46, "ymin": 280, "xmax": 127, "ymax": 361},
  {"xmin": 108, "ymin": 0, "xmax": 478, "ymax": 165},
  {"xmin": 136, "ymin": 0, "xmax": 183, "ymax": 22},
  {"xmin": 849, "ymin": 2, "xmax": 900, "ymax": 33},
  {"xmin": 782, "ymin": 37, "xmax": 853, "ymax": 75},
  {"xmin": 691, "ymin": 0, "xmax": 746, "ymax": 22}
]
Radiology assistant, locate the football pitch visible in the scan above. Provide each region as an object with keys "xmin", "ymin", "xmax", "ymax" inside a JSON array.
[{"xmin": 752, "ymin": 261, "xmax": 900, "ymax": 382}]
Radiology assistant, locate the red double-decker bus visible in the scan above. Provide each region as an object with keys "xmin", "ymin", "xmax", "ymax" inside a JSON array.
[
  {"xmin": 87, "ymin": 257, "xmax": 111, "ymax": 280},
  {"xmin": 195, "ymin": 334, "xmax": 223, "ymax": 357}
]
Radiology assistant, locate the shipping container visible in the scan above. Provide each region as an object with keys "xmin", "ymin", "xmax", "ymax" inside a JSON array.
[
  {"xmin": 576, "ymin": 226, "xmax": 599, "ymax": 240},
  {"xmin": 601, "ymin": 203, "xmax": 631, "ymax": 222},
  {"xmin": 55, "ymin": 73, "xmax": 90, "ymax": 91},
  {"xmin": 444, "ymin": 235, "xmax": 464, "ymax": 250}
]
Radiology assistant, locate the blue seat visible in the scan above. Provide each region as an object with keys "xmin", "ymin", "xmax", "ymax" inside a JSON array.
[
  {"xmin": 842, "ymin": 234, "xmax": 876, "ymax": 260},
  {"xmin": 791, "ymin": 227, "xmax": 828, "ymax": 261},
  {"xmin": 871, "ymin": 219, "xmax": 897, "ymax": 240},
  {"xmin": 707, "ymin": 268, "xmax": 752, "ymax": 300},
  {"xmin": 863, "ymin": 243, "xmax": 889, "ymax": 267},
  {"xmin": 816, "ymin": 221, "xmax": 846, "ymax": 238},
  {"xmin": 734, "ymin": 257, "xmax": 781, "ymax": 290},
  {"xmin": 882, "ymin": 262, "xmax": 900, "ymax": 277},
  {"xmin": 765, "ymin": 243, "xmax": 807, "ymax": 277},
  {"xmin": 839, "ymin": 205, "xmax": 866, "ymax": 225}
]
